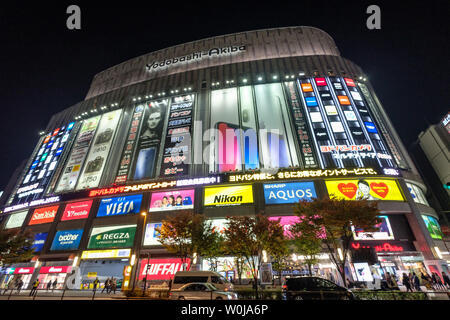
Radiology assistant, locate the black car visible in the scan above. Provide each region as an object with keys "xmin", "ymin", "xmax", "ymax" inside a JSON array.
[{"xmin": 282, "ymin": 277, "xmax": 356, "ymax": 300}]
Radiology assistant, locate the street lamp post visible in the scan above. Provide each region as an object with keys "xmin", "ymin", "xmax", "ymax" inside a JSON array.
[{"xmin": 132, "ymin": 211, "xmax": 148, "ymax": 292}]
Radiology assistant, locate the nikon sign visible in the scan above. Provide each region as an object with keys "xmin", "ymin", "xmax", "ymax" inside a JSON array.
[
  {"xmin": 88, "ymin": 225, "xmax": 137, "ymax": 249},
  {"xmin": 146, "ymin": 45, "xmax": 246, "ymax": 72}
]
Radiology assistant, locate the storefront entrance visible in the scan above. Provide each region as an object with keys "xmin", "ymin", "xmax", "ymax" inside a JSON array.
[
  {"xmin": 37, "ymin": 266, "xmax": 72, "ymax": 290},
  {"xmin": 79, "ymin": 259, "xmax": 128, "ymax": 290}
]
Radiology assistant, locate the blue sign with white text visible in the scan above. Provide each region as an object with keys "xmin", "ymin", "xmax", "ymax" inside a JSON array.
[
  {"xmin": 32, "ymin": 232, "xmax": 48, "ymax": 252},
  {"xmin": 263, "ymin": 182, "xmax": 317, "ymax": 204},
  {"xmin": 97, "ymin": 194, "xmax": 143, "ymax": 217},
  {"xmin": 50, "ymin": 229, "xmax": 83, "ymax": 251}
]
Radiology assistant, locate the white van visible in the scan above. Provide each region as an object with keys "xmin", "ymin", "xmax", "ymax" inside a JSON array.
[{"xmin": 171, "ymin": 271, "xmax": 234, "ymax": 291}]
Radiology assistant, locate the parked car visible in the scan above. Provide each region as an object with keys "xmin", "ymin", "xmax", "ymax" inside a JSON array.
[
  {"xmin": 282, "ymin": 277, "xmax": 356, "ymax": 300},
  {"xmin": 169, "ymin": 282, "xmax": 238, "ymax": 300},
  {"xmin": 171, "ymin": 271, "xmax": 233, "ymax": 291}
]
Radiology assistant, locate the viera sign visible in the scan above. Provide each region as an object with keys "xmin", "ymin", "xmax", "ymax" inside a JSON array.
[
  {"xmin": 88, "ymin": 225, "xmax": 137, "ymax": 249},
  {"xmin": 146, "ymin": 45, "xmax": 247, "ymax": 72}
]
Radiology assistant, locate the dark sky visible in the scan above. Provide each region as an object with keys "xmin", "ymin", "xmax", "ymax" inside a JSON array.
[{"xmin": 0, "ymin": 1, "xmax": 449, "ymax": 189}]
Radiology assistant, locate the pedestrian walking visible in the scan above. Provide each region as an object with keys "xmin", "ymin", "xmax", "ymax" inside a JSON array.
[
  {"xmin": 111, "ymin": 278, "xmax": 117, "ymax": 294},
  {"xmin": 46, "ymin": 280, "xmax": 52, "ymax": 291},
  {"xmin": 52, "ymin": 279, "xmax": 57, "ymax": 291},
  {"xmin": 15, "ymin": 279, "xmax": 23, "ymax": 294},
  {"xmin": 442, "ymin": 271, "xmax": 450, "ymax": 290},
  {"xmin": 29, "ymin": 279, "xmax": 40, "ymax": 296},
  {"xmin": 412, "ymin": 273, "xmax": 421, "ymax": 291},
  {"xmin": 101, "ymin": 278, "xmax": 111, "ymax": 294},
  {"xmin": 93, "ymin": 277, "xmax": 100, "ymax": 293},
  {"xmin": 432, "ymin": 272, "xmax": 445, "ymax": 291},
  {"xmin": 402, "ymin": 273, "xmax": 412, "ymax": 292},
  {"xmin": 421, "ymin": 272, "xmax": 432, "ymax": 290}
]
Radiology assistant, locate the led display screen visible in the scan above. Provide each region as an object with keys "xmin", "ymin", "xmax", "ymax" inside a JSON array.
[
  {"xmin": 204, "ymin": 185, "xmax": 253, "ymax": 206},
  {"xmin": 4, "ymin": 210, "xmax": 28, "ymax": 229},
  {"xmin": 88, "ymin": 225, "xmax": 137, "ymax": 249},
  {"xmin": 97, "ymin": 194, "xmax": 143, "ymax": 217},
  {"xmin": 325, "ymin": 179, "xmax": 404, "ymax": 201},
  {"xmin": 352, "ymin": 215, "xmax": 394, "ymax": 240},
  {"xmin": 50, "ymin": 229, "xmax": 83, "ymax": 251},
  {"xmin": 139, "ymin": 258, "xmax": 191, "ymax": 280},
  {"xmin": 131, "ymin": 99, "xmax": 168, "ymax": 181},
  {"xmin": 160, "ymin": 95, "xmax": 194, "ymax": 176},
  {"xmin": 32, "ymin": 232, "xmax": 48, "ymax": 252},
  {"xmin": 13, "ymin": 122, "xmax": 76, "ymax": 204},
  {"xmin": 76, "ymin": 109, "xmax": 122, "ymax": 190},
  {"xmin": 421, "ymin": 215, "xmax": 443, "ymax": 240},
  {"xmin": 149, "ymin": 189, "xmax": 194, "ymax": 212},
  {"xmin": 406, "ymin": 183, "xmax": 429, "ymax": 206},
  {"xmin": 263, "ymin": 182, "xmax": 316, "ymax": 204},
  {"xmin": 55, "ymin": 116, "xmax": 101, "ymax": 192},
  {"xmin": 143, "ymin": 223, "xmax": 162, "ymax": 246}
]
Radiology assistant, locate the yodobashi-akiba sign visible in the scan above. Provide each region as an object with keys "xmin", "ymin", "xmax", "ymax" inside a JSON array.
[
  {"xmin": 28, "ymin": 205, "xmax": 59, "ymax": 225},
  {"xmin": 263, "ymin": 182, "xmax": 316, "ymax": 204},
  {"xmin": 61, "ymin": 200, "xmax": 93, "ymax": 221},
  {"xmin": 146, "ymin": 45, "xmax": 246, "ymax": 72},
  {"xmin": 97, "ymin": 194, "xmax": 142, "ymax": 217},
  {"xmin": 39, "ymin": 266, "xmax": 72, "ymax": 274},
  {"xmin": 139, "ymin": 258, "xmax": 191, "ymax": 280}
]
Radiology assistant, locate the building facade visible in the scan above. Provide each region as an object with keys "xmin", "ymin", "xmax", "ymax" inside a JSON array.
[{"xmin": 0, "ymin": 27, "xmax": 448, "ymax": 290}]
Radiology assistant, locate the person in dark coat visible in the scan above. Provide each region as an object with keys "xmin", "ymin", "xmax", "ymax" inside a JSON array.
[
  {"xmin": 441, "ymin": 272, "xmax": 450, "ymax": 289},
  {"xmin": 46, "ymin": 280, "xmax": 52, "ymax": 291},
  {"xmin": 101, "ymin": 278, "xmax": 111, "ymax": 294},
  {"xmin": 52, "ymin": 279, "xmax": 57, "ymax": 291},
  {"xmin": 412, "ymin": 273, "xmax": 421, "ymax": 291},
  {"xmin": 402, "ymin": 273, "xmax": 412, "ymax": 292}
]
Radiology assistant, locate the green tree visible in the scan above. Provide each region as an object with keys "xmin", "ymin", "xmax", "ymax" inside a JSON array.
[
  {"xmin": 294, "ymin": 196, "xmax": 381, "ymax": 287},
  {"xmin": 224, "ymin": 214, "xmax": 285, "ymax": 297},
  {"xmin": 0, "ymin": 229, "xmax": 36, "ymax": 266},
  {"xmin": 198, "ymin": 222, "xmax": 226, "ymax": 272}
]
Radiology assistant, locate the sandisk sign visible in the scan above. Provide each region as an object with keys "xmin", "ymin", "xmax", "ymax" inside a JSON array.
[
  {"xmin": 139, "ymin": 258, "xmax": 191, "ymax": 280},
  {"xmin": 39, "ymin": 266, "xmax": 72, "ymax": 274},
  {"xmin": 61, "ymin": 200, "xmax": 92, "ymax": 221},
  {"xmin": 14, "ymin": 267, "xmax": 35, "ymax": 274},
  {"xmin": 29, "ymin": 205, "xmax": 59, "ymax": 225}
]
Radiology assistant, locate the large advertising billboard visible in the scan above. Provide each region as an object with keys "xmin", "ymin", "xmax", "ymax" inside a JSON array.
[
  {"xmin": 28, "ymin": 205, "xmax": 59, "ymax": 225},
  {"xmin": 32, "ymin": 232, "xmax": 48, "ymax": 252},
  {"xmin": 115, "ymin": 105, "xmax": 146, "ymax": 183},
  {"xmin": 87, "ymin": 225, "xmax": 137, "ymax": 249},
  {"xmin": 149, "ymin": 189, "xmax": 194, "ymax": 212},
  {"xmin": 50, "ymin": 229, "xmax": 83, "ymax": 251},
  {"xmin": 55, "ymin": 116, "xmax": 101, "ymax": 192},
  {"xmin": 4, "ymin": 210, "xmax": 28, "ymax": 229},
  {"xmin": 160, "ymin": 95, "xmax": 194, "ymax": 177},
  {"xmin": 352, "ymin": 215, "xmax": 395, "ymax": 241},
  {"xmin": 97, "ymin": 194, "xmax": 142, "ymax": 217},
  {"xmin": 13, "ymin": 122, "xmax": 76, "ymax": 204},
  {"xmin": 76, "ymin": 109, "xmax": 123, "ymax": 190},
  {"xmin": 143, "ymin": 223, "xmax": 162, "ymax": 246},
  {"xmin": 422, "ymin": 215, "xmax": 444, "ymax": 240},
  {"xmin": 204, "ymin": 185, "xmax": 253, "ymax": 206},
  {"xmin": 263, "ymin": 182, "xmax": 316, "ymax": 204},
  {"xmin": 61, "ymin": 200, "xmax": 93, "ymax": 221},
  {"xmin": 139, "ymin": 258, "xmax": 191, "ymax": 280},
  {"xmin": 131, "ymin": 99, "xmax": 168, "ymax": 181},
  {"xmin": 325, "ymin": 179, "xmax": 404, "ymax": 201}
]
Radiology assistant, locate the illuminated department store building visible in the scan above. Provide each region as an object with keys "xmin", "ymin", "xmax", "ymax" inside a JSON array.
[{"xmin": 0, "ymin": 26, "xmax": 448, "ymax": 289}]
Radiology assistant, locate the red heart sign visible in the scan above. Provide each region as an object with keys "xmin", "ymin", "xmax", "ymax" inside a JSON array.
[
  {"xmin": 370, "ymin": 182, "xmax": 389, "ymax": 198},
  {"xmin": 337, "ymin": 183, "xmax": 357, "ymax": 199}
]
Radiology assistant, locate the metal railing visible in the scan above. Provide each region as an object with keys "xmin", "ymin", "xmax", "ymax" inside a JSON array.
[{"xmin": 0, "ymin": 288, "xmax": 123, "ymax": 300}]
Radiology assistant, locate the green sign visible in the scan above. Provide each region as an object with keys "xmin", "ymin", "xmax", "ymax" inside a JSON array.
[
  {"xmin": 88, "ymin": 225, "xmax": 136, "ymax": 249},
  {"xmin": 422, "ymin": 215, "xmax": 443, "ymax": 240}
]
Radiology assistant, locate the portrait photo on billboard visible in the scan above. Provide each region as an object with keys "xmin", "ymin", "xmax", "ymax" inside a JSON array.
[
  {"xmin": 149, "ymin": 189, "xmax": 194, "ymax": 212},
  {"xmin": 132, "ymin": 99, "xmax": 168, "ymax": 181}
]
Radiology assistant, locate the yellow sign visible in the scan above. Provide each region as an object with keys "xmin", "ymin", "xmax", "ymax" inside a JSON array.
[
  {"xmin": 325, "ymin": 179, "xmax": 404, "ymax": 201},
  {"xmin": 204, "ymin": 185, "xmax": 253, "ymax": 206},
  {"xmin": 81, "ymin": 249, "xmax": 131, "ymax": 260},
  {"xmin": 87, "ymin": 272, "xmax": 97, "ymax": 278}
]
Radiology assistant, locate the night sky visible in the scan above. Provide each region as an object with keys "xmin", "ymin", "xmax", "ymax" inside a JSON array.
[{"xmin": 0, "ymin": 1, "xmax": 449, "ymax": 189}]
